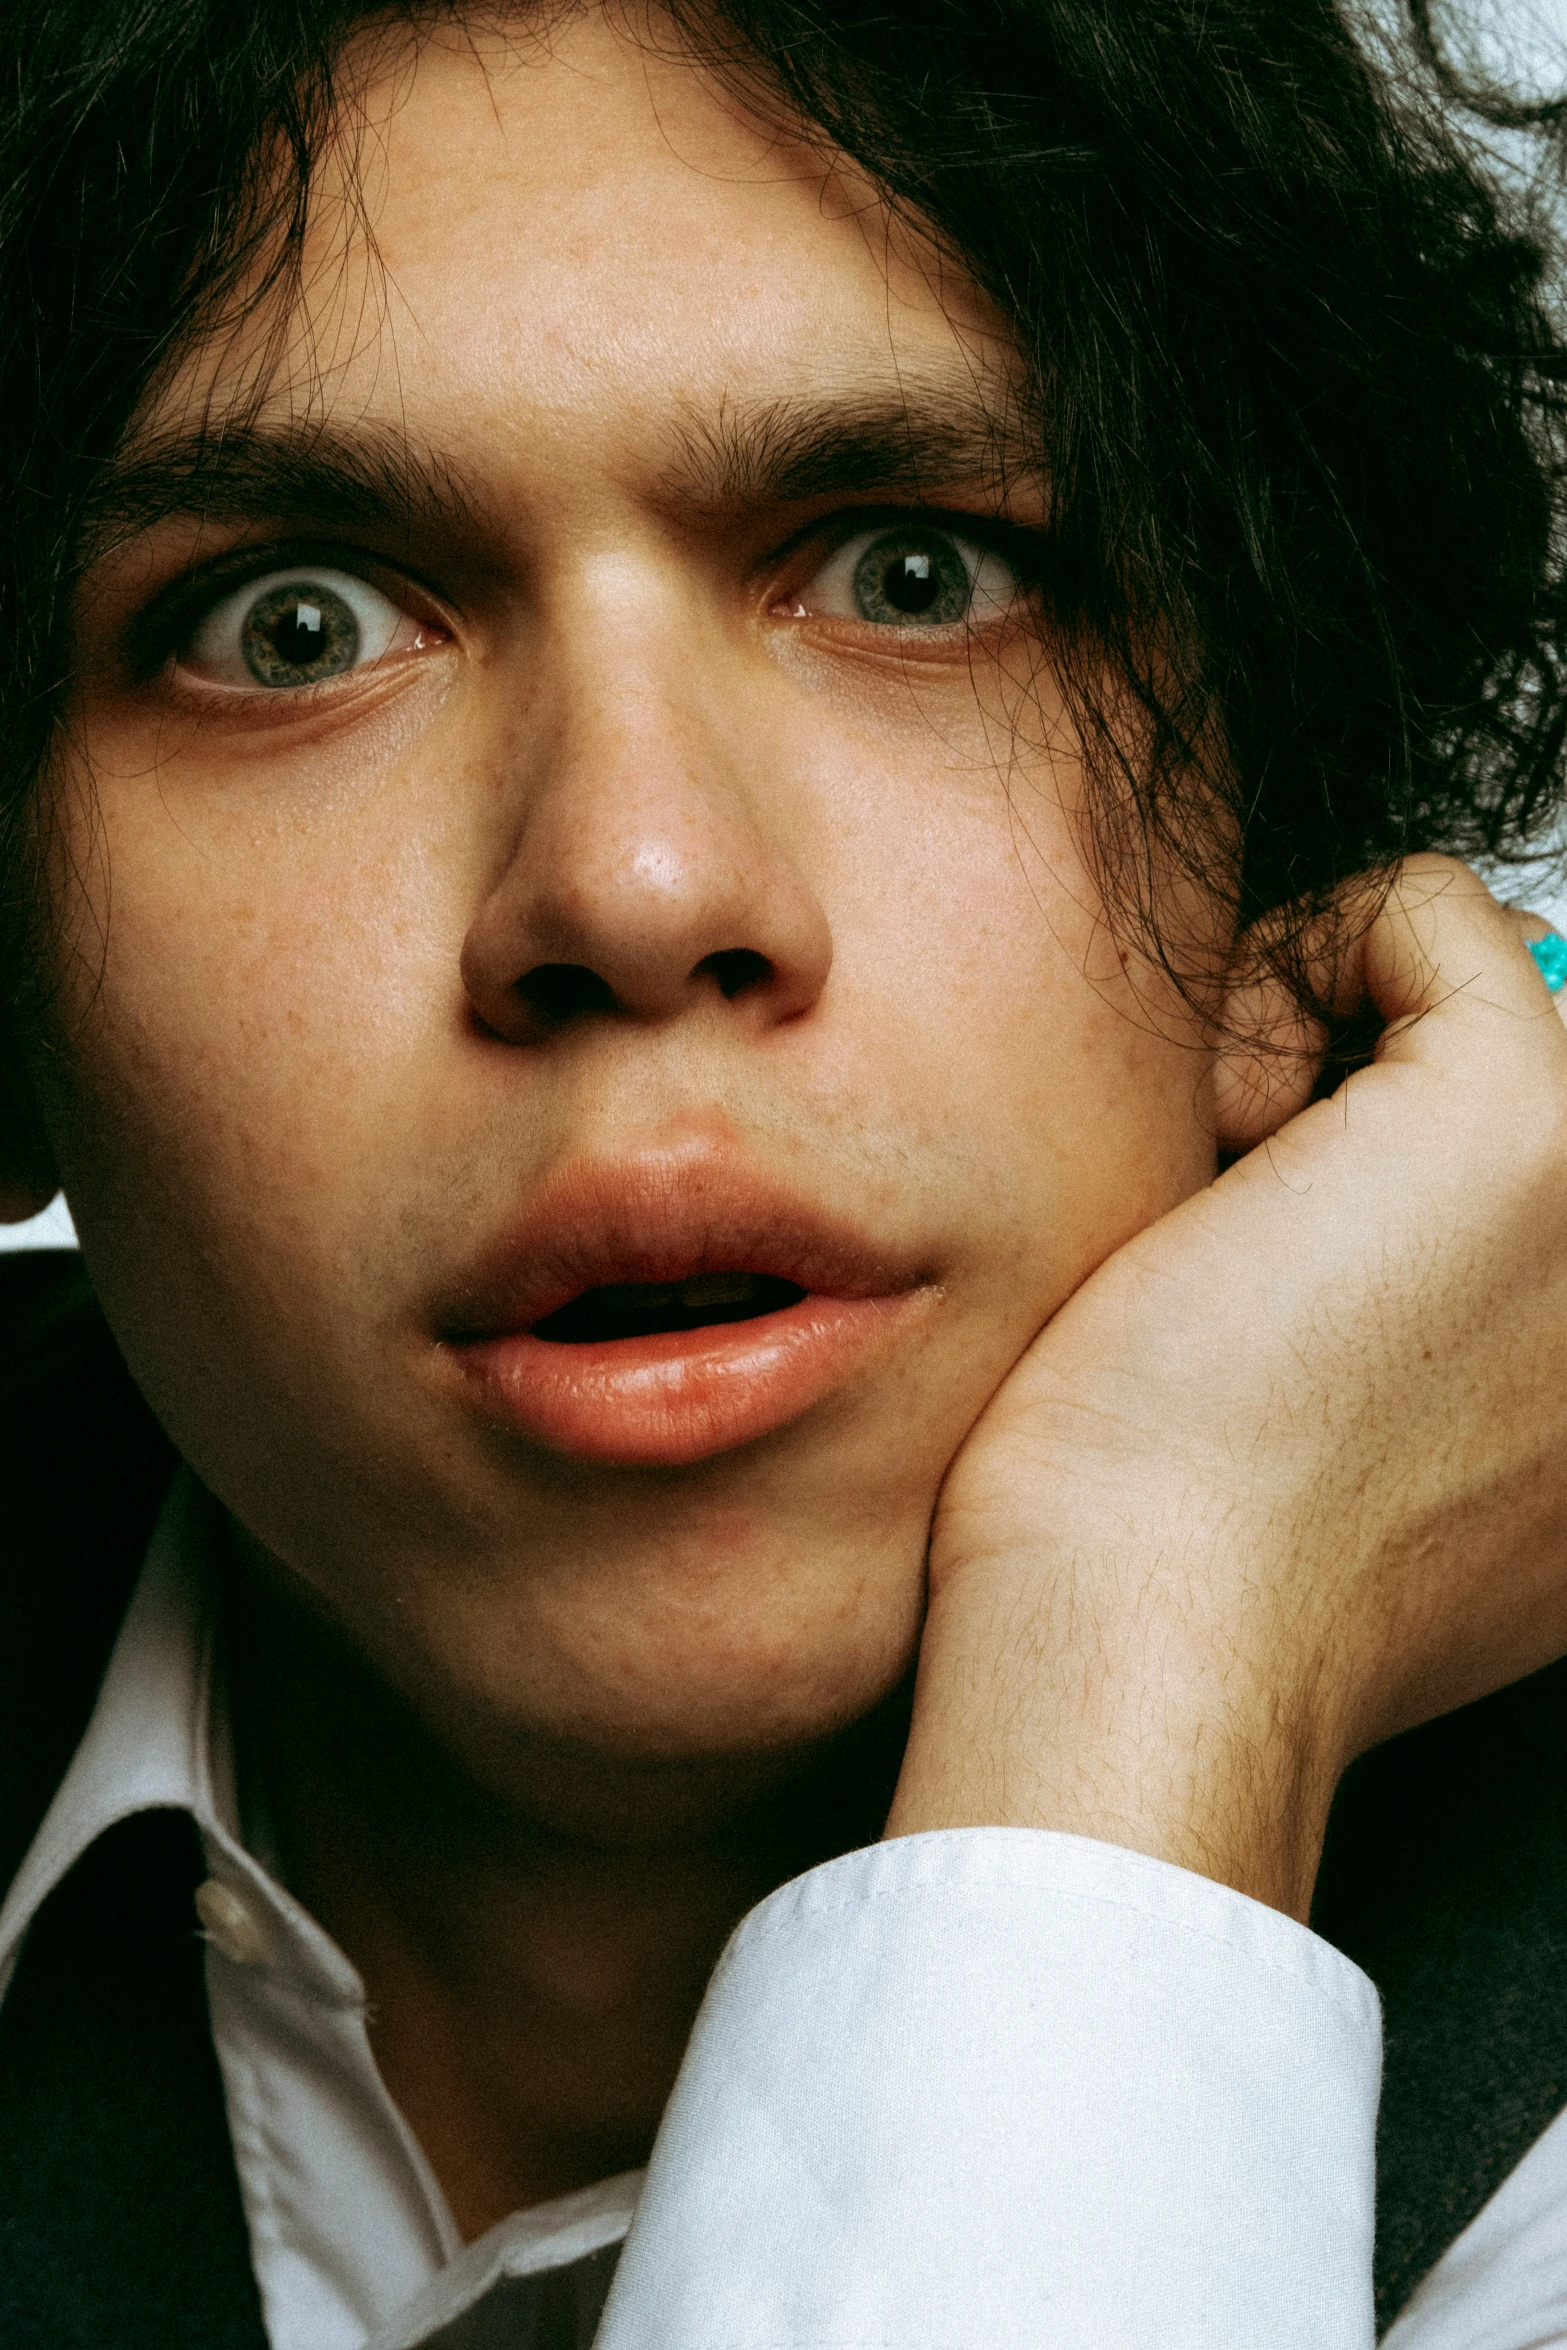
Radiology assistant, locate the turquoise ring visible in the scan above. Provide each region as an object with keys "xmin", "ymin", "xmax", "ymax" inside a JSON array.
[{"xmin": 1529, "ymin": 931, "xmax": 1567, "ymax": 996}]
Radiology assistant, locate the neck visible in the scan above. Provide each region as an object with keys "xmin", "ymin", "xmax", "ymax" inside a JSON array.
[{"xmin": 224, "ymin": 1552, "xmax": 907, "ymax": 2240}]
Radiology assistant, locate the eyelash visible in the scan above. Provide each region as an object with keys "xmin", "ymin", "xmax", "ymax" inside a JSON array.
[{"xmin": 130, "ymin": 508, "xmax": 1043, "ymax": 694}]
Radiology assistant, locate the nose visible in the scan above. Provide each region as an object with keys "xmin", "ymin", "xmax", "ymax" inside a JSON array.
[{"xmin": 460, "ymin": 675, "xmax": 833, "ymax": 1047}]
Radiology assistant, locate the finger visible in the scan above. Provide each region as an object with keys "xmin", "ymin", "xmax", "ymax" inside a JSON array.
[
  {"xmin": 1209, "ymin": 975, "xmax": 1325, "ymax": 1150},
  {"xmin": 1503, "ymin": 905, "xmax": 1567, "ymax": 1029},
  {"xmin": 1357, "ymin": 856, "xmax": 1567, "ymax": 1070},
  {"xmin": 1211, "ymin": 858, "xmax": 1565, "ymax": 1152},
  {"xmin": 1210, "ymin": 877, "xmax": 1387, "ymax": 1150}
]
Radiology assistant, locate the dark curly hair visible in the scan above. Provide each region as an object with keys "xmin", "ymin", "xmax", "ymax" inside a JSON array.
[{"xmin": 1, "ymin": 0, "xmax": 1564, "ymax": 1022}]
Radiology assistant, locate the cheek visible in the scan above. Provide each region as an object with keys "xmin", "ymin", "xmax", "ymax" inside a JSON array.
[
  {"xmin": 46, "ymin": 688, "xmax": 1214, "ymax": 1402},
  {"xmin": 804, "ymin": 718, "xmax": 1217, "ymax": 1323},
  {"xmin": 40, "ymin": 662, "xmax": 1215, "ymax": 1476},
  {"xmin": 24, "ymin": 686, "xmax": 1220, "ymax": 1771},
  {"xmin": 34, "ymin": 748, "xmax": 468, "ymax": 1358}
]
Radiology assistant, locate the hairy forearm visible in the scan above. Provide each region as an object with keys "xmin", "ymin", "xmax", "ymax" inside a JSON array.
[{"xmin": 885, "ymin": 1548, "xmax": 1340, "ymax": 1921}]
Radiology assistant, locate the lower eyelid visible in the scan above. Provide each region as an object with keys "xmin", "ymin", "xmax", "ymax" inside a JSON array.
[{"xmin": 173, "ymin": 620, "xmax": 435, "ymax": 686}]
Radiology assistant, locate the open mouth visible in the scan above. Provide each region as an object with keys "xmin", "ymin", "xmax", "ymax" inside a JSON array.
[
  {"xmin": 531, "ymin": 1271, "xmax": 808, "ymax": 1345},
  {"xmin": 440, "ymin": 1162, "xmax": 937, "ymax": 1463}
]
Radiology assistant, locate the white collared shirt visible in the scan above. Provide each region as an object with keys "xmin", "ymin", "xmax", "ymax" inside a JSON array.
[
  {"xmin": 0, "ymin": 1474, "xmax": 639, "ymax": 2349},
  {"xmin": 4, "ymin": 1468, "xmax": 1567, "ymax": 2347}
]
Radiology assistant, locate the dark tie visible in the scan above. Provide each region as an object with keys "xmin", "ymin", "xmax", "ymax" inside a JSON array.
[
  {"xmin": 0, "ymin": 1802, "xmax": 623, "ymax": 2349},
  {"xmin": 0, "ymin": 1805, "xmax": 269, "ymax": 2348}
]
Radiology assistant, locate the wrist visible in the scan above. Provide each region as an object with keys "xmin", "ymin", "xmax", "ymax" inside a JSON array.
[{"xmin": 886, "ymin": 1553, "xmax": 1342, "ymax": 1921}]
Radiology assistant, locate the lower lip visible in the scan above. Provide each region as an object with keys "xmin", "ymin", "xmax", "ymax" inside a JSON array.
[{"xmin": 448, "ymin": 1292, "xmax": 918, "ymax": 1467}]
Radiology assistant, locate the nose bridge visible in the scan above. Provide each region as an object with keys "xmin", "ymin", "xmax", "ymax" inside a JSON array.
[
  {"xmin": 460, "ymin": 608, "xmax": 833, "ymax": 1038},
  {"xmin": 546, "ymin": 662, "xmax": 760, "ymax": 946}
]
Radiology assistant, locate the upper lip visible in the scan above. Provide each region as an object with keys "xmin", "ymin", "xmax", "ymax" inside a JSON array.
[{"xmin": 436, "ymin": 1151, "xmax": 930, "ymax": 1339}]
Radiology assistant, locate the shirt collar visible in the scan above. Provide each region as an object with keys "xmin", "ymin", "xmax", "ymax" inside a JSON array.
[
  {"xmin": 1, "ymin": 1462, "xmax": 394, "ymax": 2017},
  {"xmin": 0, "ymin": 1460, "xmax": 644, "ymax": 2343},
  {"xmin": 362, "ymin": 2172, "xmax": 643, "ymax": 2350}
]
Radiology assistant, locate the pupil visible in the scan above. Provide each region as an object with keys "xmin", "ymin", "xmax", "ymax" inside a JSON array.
[
  {"xmin": 884, "ymin": 552, "xmax": 936, "ymax": 614},
  {"xmin": 273, "ymin": 602, "xmax": 323, "ymax": 663}
]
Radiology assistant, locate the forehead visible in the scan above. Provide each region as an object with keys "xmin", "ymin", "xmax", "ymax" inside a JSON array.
[{"xmin": 140, "ymin": 8, "xmax": 1019, "ymax": 495}]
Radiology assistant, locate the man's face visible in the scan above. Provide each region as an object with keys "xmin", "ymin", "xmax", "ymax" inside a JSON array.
[{"xmin": 36, "ymin": 10, "xmax": 1217, "ymax": 1812}]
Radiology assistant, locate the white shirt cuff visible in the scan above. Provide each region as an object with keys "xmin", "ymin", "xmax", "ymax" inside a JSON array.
[{"xmin": 598, "ymin": 1827, "xmax": 1381, "ymax": 2349}]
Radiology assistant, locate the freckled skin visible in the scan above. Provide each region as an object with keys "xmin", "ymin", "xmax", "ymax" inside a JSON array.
[
  {"xmin": 38, "ymin": 18, "xmax": 1219, "ymax": 1800},
  {"xmin": 17, "ymin": 11, "xmax": 1223, "ymax": 2228},
  {"xmin": 18, "ymin": 24, "xmax": 1565, "ymax": 2266}
]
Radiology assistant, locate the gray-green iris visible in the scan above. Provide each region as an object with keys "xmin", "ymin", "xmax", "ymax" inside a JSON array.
[
  {"xmin": 241, "ymin": 580, "xmax": 360, "ymax": 687},
  {"xmin": 852, "ymin": 530, "xmax": 971, "ymax": 626}
]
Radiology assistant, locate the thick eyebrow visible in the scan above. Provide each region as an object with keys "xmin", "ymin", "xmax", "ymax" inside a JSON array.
[
  {"xmin": 79, "ymin": 375, "xmax": 1035, "ymax": 564},
  {"xmin": 665, "ymin": 380, "xmax": 1035, "ymax": 516},
  {"xmin": 80, "ymin": 419, "xmax": 479, "ymax": 559}
]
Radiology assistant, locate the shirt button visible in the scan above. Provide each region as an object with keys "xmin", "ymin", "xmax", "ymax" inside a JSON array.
[{"xmin": 195, "ymin": 1878, "xmax": 267, "ymax": 1966}]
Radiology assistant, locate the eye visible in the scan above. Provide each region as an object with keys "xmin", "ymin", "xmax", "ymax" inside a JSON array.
[
  {"xmin": 797, "ymin": 522, "xmax": 1023, "ymax": 631},
  {"xmin": 178, "ymin": 567, "xmax": 434, "ymax": 690}
]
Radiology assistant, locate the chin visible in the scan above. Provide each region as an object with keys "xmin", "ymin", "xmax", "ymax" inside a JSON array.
[{"xmin": 400, "ymin": 1554, "xmax": 928, "ymax": 1806}]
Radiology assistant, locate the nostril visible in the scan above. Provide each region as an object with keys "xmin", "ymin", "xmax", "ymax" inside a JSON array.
[
  {"xmin": 700, "ymin": 948, "xmax": 772, "ymax": 1001},
  {"xmin": 515, "ymin": 963, "xmax": 619, "ymax": 1025}
]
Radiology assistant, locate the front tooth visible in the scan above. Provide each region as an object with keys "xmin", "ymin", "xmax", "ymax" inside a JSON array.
[
  {"xmin": 596, "ymin": 1281, "xmax": 679, "ymax": 1309},
  {"xmin": 680, "ymin": 1272, "xmax": 760, "ymax": 1308}
]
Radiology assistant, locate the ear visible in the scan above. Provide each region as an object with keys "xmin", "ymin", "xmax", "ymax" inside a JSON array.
[
  {"xmin": 1210, "ymin": 983, "xmax": 1325, "ymax": 1152},
  {"xmin": 0, "ymin": 1175, "xmax": 60, "ymax": 1223},
  {"xmin": 1209, "ymin": 943, "xmax": 1329, "ymax": 1155},
  {"xmin": 0, "ymin": 1039, "xmax": 61, "ymax": 1224}
]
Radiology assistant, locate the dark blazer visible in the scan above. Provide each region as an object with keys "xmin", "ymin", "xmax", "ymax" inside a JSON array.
[
  {"xmin": 0, "ymin": 1251, "xmax": 265, "ymax": 2346},
  {"xmin": 5, "ymin": 1249, "xmax": 1567, "ymax": 2341}
]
